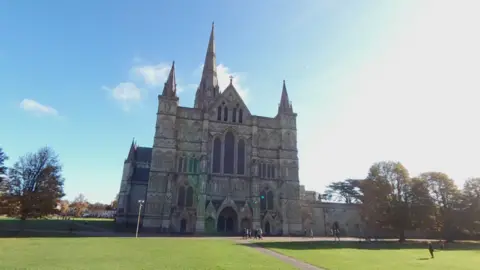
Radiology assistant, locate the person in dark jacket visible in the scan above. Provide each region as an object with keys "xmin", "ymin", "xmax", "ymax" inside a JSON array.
[{"xmin": 428, "ymin": 242, "xmax": 435, "ymax": 259}]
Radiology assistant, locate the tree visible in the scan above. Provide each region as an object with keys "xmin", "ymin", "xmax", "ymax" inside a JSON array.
[
  {"xmin": 58, "ymin": 199, "xmax": 70, "ymax": 216},
  {"xmin": 109, "ymin": 193, "xmax": 118, "ymax": 210},
  {"xmin": 0, "ymin": 147, "xmax": 8, "ymax": 182},
  {"xmin": 407, "ymin": 177, "xmax": 436, "ymax": 230},
  {"xmin": 419, "ymin": 172, "xmax": 462, "ymax": 241},
  {"xmin": 3, "ymin": 147, "xmax": 65, "ymax": 219},
  {"xmin": 324, "ymin": 179, "xmax": 362, "ymax": 204},
  {"xmin": 70, "ymin": 194, "xmax": 89, "ymax": 217},
  {"xmin": 461, "ymin": 178, "xmax": 480, "ymax": 236},
  {"xmin": 362, "ymin": 161, "xmax": 411, "ymax": 242}
]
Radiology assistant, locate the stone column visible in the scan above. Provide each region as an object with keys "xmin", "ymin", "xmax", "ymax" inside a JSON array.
[
  {"xmin": 281, "ymin": 198, "xmax": 289, "ymax": 235},
  {"xmin": 195, "ymin": 176, "xmax": 206, "ymax": 233},
  {"xmin": 161, "ymin": 174, "xmax": 173, "ymax": 230}
]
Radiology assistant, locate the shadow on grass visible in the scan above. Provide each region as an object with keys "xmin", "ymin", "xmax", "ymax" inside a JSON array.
[
  {"xmin": 0, "ymin": 218, "xmax": 119, "ymax": 238},
  {"xmin": 244, "ymin": 240, "xmax": 480, "ymax": 251}
]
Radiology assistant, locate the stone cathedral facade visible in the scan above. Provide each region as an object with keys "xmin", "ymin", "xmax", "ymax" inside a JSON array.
[{"xmin": 116, "ymin": 24, "xmax": 363, "ymax": 236}]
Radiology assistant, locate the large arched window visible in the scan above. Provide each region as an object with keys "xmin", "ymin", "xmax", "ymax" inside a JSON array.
[
  {"xmin": 186, "ymin": 186, "xmax": 194, "ymax": 207},
  {"xmin": 178, "ymin": 157, "xmax": 184, "ymax": 172},
  {"xmin": 239, "ymin": 109, "xmax": 243, "ymax": 123},
  {"xmin": 237, "ymin": 139, "xmax": 245, "ymax": 175},
  {"xmin": 217, "ymin": 106, "xmax": 222, "ymax": 121},
  {"xmin": 267, "ymin": 190, "xmax": 274, "ymax": 210},
  {"xmin": 178, "ymin": 186, "xmax": 185, "ymax": 207},
  {"xmin": 223, "ymin": 107, "xmax": 229, "ymax": 121},
  {"xmin": 232, "ymin": 108, "xmax": 237, "ymax": 123},
  {"xmin": 260, "ymin": 190, "xmax": 267, "ymax": 211},
  {"xmin": 212, "ymin": 138, "xmax": 222, "ymax": 173},
  {"xmin": 223, "ymin": 132, "xmax": 235, "ymax": 174}
]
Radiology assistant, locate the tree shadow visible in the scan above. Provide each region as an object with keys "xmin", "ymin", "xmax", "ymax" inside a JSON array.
[
  {"xmin": 417, "ymin": 258, "xmax": 431, "ymax": 260},
  {"xmin": 242, "ymin": 240, "xmax": 480, "ymax": 251}
]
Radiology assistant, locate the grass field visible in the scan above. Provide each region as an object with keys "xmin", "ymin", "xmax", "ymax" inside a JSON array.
[
  {"xmin": 257, "ymin": 240, "xmax": 480, "ymax": 270},
  {"xmin": 0, "ymin": 216, "xmax": 114, "ymax": 232},
  {"xmin": 0, "ymin": 238, "xmax": 294, "ymax": 270}
]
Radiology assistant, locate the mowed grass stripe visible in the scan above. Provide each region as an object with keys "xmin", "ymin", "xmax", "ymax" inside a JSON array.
[
  {"xmin": 257, "ymin": 241, "xmax": 480, "ymax": 270},
  {"xmin": 0, "ymin": 238, "xmax": 295, "ymax": 270}
]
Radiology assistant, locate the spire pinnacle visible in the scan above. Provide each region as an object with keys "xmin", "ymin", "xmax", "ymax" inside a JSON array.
[
  {"xmin": 278, "ymin": 80, "xmax": 293, "ymax": 114},
  {"xmin": 162, "ymin": 61, "xmax": 177, "ymax": 98},
  {"xmin": 194, "ymin": 23, "xmax": 219, "ymax": 109}
]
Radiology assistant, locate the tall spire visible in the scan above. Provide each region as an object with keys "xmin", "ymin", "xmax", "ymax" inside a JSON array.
[
  {"xmin": 278, "ymin": 80, "xmax": 293, "ymax": 114},
  {"xmin": 127, "ymin": 138, "xmax": 136, "ymax": 162},
  {"xmin": 161, "ymin": 61, "xmax": 177, "ymax": 98},
  {"xmin": 195, "ymin": 22, "xmax": 219, "ymax": 109}
]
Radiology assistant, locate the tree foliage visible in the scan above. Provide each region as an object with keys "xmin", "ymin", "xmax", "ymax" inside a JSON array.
[
  {"xmin": 70, "ymin": 193, "xmax": 89, "ymax": 217},
  {"xmin": 2, "ymin": 147, "xmax": 65, "ymax": 219},
  {"xmin": 324, "ymin": 179, "xmax": 361, "ymax": 204},
  {"xmin": 0, "ymin": 147, "xmax": 8, "ymax": 182},
  {"xmin": 330, "ymin": 161, "xmax": 480, "ymax": 242}
]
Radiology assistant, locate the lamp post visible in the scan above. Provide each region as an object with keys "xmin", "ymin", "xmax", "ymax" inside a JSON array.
[{"xmin": 136, "ymin": 200, "xmax": 145, "ymax": 238}]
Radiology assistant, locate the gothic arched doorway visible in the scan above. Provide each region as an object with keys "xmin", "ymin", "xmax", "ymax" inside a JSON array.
[
  {"xmin": 180, "ymin": 219, "xmax": 187, "ymax": 233},
  {"xmin": 264, "ymin": 221, "xmax": 271, "ymax": 235},
  {"xmin": 217, "ymin": 207, "xmax": 238, "ymax": 234},
  {"xmin": 205, "ymin": 217, "xmax": 215, "ymax": 233}
]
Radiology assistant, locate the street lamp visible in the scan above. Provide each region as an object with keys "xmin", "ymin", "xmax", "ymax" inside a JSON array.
[{"xmin": 136, "ymin": 200, "xmax": 145, "ymax": 238}]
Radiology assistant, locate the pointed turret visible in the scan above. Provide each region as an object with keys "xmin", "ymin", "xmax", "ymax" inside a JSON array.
[
  {"xmin": 126, "ymin": 138, "xmax": 136, "ymax": 162},
  {"xmin": 161, "ymin": 61, "xmax": 177, "ymax": 98},
  {"xmin": 278, "ymin": 80, "xmax": 293, "ymax": 114},
  {"xmin": 194, "ymin": 22, "xmax": 219, "ymax": 109}
]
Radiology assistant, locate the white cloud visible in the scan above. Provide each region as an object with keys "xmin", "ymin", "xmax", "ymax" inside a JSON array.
[
  {"xmin": 195, "ymin": 64, "xmax": 250, "ymax": 103},
  {"xmin": 102, "ymin": 82, "xmax": 143, "ymax": 111},
  {"xmin": 19, "ymin": 99, "xmax": 58, "ymax": 116},
  {"xmin": 130, "ymin": 63, "xmax": 171, "ymax": 87},
  {"xmin": 299, "ymin": 1, "xmax": 480, "ymax": 193}
]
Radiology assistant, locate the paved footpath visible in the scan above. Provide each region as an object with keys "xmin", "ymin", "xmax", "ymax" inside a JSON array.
[{"xmin": 235, "ymin": 239, "xmax": 323, "ymax": 270}]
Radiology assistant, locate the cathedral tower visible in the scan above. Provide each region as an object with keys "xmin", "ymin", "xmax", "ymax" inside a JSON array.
[{"xmin": 143, "ymin": 62, "xmax": 179, "ymax": 230}]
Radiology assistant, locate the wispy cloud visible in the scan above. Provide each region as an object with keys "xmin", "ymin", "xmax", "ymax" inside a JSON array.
[
  {"xmin": 19, "ymin": 99, "xmax": 59, "ymax": 117},
  {"xmin": 130, "ymin": 63, "xmax": 171, "ymax": 88},
  {"xmin": 102, "ymin": 82, "xmax": 144, "ymax": 111}
]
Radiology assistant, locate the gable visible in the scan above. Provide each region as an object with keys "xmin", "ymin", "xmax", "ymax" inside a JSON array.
[{"xmin": 209, "ymin": 84, "xmax": 250, "ymax": 116}]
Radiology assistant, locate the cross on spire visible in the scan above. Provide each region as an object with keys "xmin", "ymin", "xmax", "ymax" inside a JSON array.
[{"xmin": 229, "ymin": 75, "xmax": 234, "ymax": 84}]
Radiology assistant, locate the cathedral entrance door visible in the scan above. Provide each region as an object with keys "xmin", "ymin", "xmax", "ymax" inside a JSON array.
[
  {"xmin": 180, "ymin": 219, "xmax": 187, "ymax": 233},
  {"xmin": 217, "ymin": 207, "xmax": 238, "ymax": 234},
  {"xmin": 264, "ymin": 221, "xmax": 271, "ymax": 235}
]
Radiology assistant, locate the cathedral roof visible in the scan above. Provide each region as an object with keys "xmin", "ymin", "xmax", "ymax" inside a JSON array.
[{"xmin": 130, "ymin": 167, "xmax": 150, "ymax": 183}]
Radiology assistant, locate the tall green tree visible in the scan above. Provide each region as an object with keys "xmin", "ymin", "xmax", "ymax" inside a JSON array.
[
  {"xmin": 408, "ymin": 177, "xmax": 436, "ymax": 230},
  {"xmin": 3, "ymin": 147, "xmax": 65, "ymax": 219},
  {"xmin": 362, "ymin": 161, "xmax": 411, "ymax": 242},
  {"xmin": 323, "ymin": 179, "xmax": 362, "ymax": 204},
  {"xmin": 419, "ymin": 172, "xmax": 461, "ymax": 241},
  {"xmin": 461, "ymin": 178, "xmax": 480, "ymax": 236}
]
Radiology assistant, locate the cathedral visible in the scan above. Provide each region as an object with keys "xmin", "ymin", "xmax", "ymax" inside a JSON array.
[{"xmin": 116, "ymin": 24, "xmax": 363, "ymax": 236}]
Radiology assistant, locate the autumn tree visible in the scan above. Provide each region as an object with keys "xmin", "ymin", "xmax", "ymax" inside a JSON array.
[
  {"xmin": 3, "ymin": 147, "xmax": 65, "ymax": 219},
  {"xmin": 0, "ymin": 147, "xmax": 8, "ymax": 182},
  {"xmin": 70, "ymin": 194, "xmax": 89, "ymax": 217},
  {"xmin": 58, "ymin": 199, "xmax": 70, "ymax": 216},
  {"xmin": 323, "ymin": 179, "xmax": 362, "ymax": 204},
  {"xmin": 362, "ymin": 161, "xmax": 411, "ymax": 242},
  {"xmin": 420, "ymin": 172, "xmax": 462, "ymax": 241}
]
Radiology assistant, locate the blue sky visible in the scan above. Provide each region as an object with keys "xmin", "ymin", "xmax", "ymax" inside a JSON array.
[{"xmin": 1, "ymin": 0, "xmax": 479, "ymax": 203}]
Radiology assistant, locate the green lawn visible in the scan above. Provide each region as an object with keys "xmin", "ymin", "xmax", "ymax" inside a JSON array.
[
  {"xmin": 257, "ymin": 240, "xmax": 480, "ymax": 270},
  {"xmin": 0, "ymin": 216, "xmax": 114, "ymax": 232},
  {"xmin": 0, "ymin": 238, "xmax": 295, "ymax": 270}
]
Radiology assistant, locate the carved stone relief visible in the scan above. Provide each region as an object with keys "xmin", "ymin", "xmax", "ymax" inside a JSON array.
[{"xmin": 177, "ymin": 142, "xmax": 201, "ymax": 152}]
